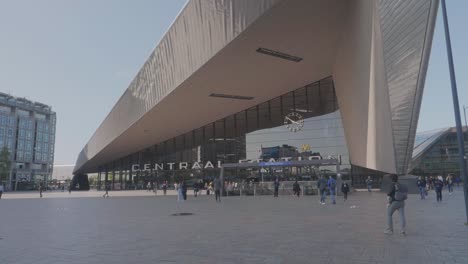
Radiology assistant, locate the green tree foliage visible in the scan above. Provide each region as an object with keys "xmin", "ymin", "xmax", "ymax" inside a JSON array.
[{"xmin": 0, "ymin": 147, "xmax": 11, "ymax": 184}]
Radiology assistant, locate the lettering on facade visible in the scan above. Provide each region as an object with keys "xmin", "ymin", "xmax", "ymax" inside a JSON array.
[{"xmin": 130, "ymin": 156, "xmax": 328, "ymax": 172}]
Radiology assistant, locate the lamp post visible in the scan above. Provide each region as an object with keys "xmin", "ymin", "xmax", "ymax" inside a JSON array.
[{"xmin": 441, "ymin": 0, "xmax": 468, "ymax": 224}]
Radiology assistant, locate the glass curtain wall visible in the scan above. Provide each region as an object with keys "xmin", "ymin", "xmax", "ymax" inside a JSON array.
[{"xmin": 103, "ymin": 76, "xmax": 350, "ymax": 188}]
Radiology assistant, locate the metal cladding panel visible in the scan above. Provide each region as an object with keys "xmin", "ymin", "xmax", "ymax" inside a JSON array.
[
  {"xmin": 378, "ymin": 0, "xmax": 439, "ymax": 174},
  {"xmin": 75, "ymin": 0, "xmax": 282, "ymax": 173}
]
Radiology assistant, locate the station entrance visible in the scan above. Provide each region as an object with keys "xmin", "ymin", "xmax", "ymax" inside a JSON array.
[{"xmin": 219, "ymin": 159, "xmax": 344, "ymax": 196}]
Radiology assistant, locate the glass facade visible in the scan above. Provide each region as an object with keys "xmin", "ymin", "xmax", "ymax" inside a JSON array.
[
  {"xmin": 97, "ymin": 77, "xmax": 355, "ymax": 189},
  {"xmin": 411, "ymin": 130, "xmax": 468, "ymax": 177},
  {"xmin": 0, "ymin": 93, "xmax": 56, "ymax": 190}
]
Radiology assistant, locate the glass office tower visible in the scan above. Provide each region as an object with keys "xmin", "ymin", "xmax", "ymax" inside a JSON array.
[{"xmin": 0, "ymin": 93, "xmax": 56, "ymax": 190}]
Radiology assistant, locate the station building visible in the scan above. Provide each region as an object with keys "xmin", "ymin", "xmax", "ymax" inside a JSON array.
[{"xmin": 73, "ymin": 0, "xmax": 439, "ymax": 190}]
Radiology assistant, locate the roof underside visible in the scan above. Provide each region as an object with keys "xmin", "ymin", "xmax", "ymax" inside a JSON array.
[{"xmin": 75, "ymin": 0, "xmax": 347, "ymax": 173}]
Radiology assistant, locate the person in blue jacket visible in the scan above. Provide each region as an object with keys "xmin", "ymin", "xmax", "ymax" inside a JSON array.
[{"xmin": 417, "ymin": 176, "xmax": 426, "ymax": 200}]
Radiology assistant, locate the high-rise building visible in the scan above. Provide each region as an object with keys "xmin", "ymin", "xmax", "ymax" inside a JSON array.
[{"xmin": 0, "ymin": 92, "xmax": 56, "ymax": 190}]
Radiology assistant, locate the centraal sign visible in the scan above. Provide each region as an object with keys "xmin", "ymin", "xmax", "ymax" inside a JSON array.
[{"xmin": 131, "ymin": 155, "xmax": 325, "ymax": 171}]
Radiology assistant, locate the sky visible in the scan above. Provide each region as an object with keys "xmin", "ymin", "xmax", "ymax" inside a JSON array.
[{"xmin": 0, "ymin": 0, "xmax": 466, "ymax": 165}]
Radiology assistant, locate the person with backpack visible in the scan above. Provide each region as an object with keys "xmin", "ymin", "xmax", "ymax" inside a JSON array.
[
  {"xmin": 417, "ymin": 176, "xmax": 426, "ymax": 200},
  {"xmin": 384, "ymin": 174, "xmax": 407, "ymax": 236},
  {"xmin": 341, "ymin": 181, "xmax": 350, "ymax": 201},
  {"xmin": 317, "ymin": 176, "xmax": 328, "ymax": 205},
  {"xmin": 103, "ymin": 182, "xmax": 110, "ymax": 198},
  {"xmin": 434, "ymin": 177, "xmax": 444, "ymax": 202},
  {"xmin": 327, "ymin": 176, "xmax": 337, "ymax": 204}
]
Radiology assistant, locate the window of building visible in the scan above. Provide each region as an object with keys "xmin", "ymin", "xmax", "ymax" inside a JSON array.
[
  {"xmin": 43, "ymin": 133, "xmax": 49, "ymax": 143},
  {"xmin": 7, "ymin": 128, "xmax": 13, "ymax": 137},
  {"xmin": 18, "ymin": 140, "xmax": 24, "ymax": 150},
  {"xmin": 26, "ymin": 131, "xmax": 32, "ymax": 140},
  {"xmin": 0, "ymin": 106, "xmax": 11, "ymax": 113},
  {"xmin": 8, "ymin": 116, "xmax": 16, "ymax": 126},
  {"xmin": 25, "ymin": 141, "xmax": 32, "ymax": 151},
  {"xmin": 0, "ymin": 127, "xmax": 4, "ymax": 137},
  {"xmin": 0, "ymin": 115, "xmax": 6, "ymax": 126},
  {"xmin": 43, "ymin": 143, "xmax": 48, "ymax": 153},
  {"xmin": 16, "ymin": 109, "xmax": 29, "ymax": 116},
  {"xmin": 17, "ymin": 151, "xmax": 24, "ymax": 160}
]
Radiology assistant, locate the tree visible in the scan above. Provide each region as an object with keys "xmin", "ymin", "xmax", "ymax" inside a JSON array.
[{"xmin": 0, "ymin": 147, "xmax": 11, "ymax": 184}]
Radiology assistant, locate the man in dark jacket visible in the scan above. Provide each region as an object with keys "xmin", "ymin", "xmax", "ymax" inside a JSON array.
[
  {"xmin": 273, "ymin": 179, "xmax": 280, "ymax": 197},
  {"xmin": 341, "ymin": 182, "xmax": 350, "ymax": 201},
  {"xmin": 214, "ymin": 177, "xmax": 222, "ymax": 202},
  {"xmin": 417, "ymin": 176, "xmax": 426, "ymax": 200},
  {"xmin": 434, "ymin": 177, "xmax": 444, "ymax": 202},
  {"xmin": 385, "ymin": 175, "xmax": 406, "ymax": 236},
  {"xmin": 181, "ymin": 181, "xmax": 187, "ymax": 200},
  {"xmin": 293, "ymin": 181, "xmax": 301, "ymax": 197},
  {"xmin": 317, "ymin": 176, "xmax": 328, "ymax": 205}
]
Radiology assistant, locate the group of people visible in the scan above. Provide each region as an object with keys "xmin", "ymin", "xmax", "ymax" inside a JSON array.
[
  {"xmin": 417, "ymin": 175, "xmax": 456, "ymax": 202},
  {"xmin": 316, "ymin": 175, "xmax": 350, "ymax": 205}
]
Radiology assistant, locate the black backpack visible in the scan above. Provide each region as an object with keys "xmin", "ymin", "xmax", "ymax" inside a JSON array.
[{"xmin": 394, "ymin": 183, "xmax": 408, "ymax": 201}]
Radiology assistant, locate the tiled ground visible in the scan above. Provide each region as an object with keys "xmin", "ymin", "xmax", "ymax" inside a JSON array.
[{"xmin": 0, "ymin": 188, "xmax": 467, "ymax": 264}]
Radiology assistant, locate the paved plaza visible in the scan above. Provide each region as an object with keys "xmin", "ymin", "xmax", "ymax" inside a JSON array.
[{"xmin": 0, "ymin": 189, "xmax": 467, "ymax": 264}]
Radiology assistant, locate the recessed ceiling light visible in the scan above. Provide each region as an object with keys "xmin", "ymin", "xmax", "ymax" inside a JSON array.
[{"xmin": 256, "ymin": 47, "xmax": 303, "ymax": 62}]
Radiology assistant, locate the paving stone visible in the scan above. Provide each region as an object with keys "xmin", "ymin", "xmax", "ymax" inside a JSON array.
[{"xmin": 0, "ymin": 189, "xmax": 467, "ymax": 263}]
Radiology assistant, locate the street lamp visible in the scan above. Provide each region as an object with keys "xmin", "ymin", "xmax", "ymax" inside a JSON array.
[{"xmin": 441, "ymin": 0, "xmax": 468, "ymax": 225}]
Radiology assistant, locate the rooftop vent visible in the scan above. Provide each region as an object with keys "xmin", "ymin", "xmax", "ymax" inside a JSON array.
[
  {"xmin": 256, "ymin": 47, "xmax": 303, "ymax": 62},
  {"xmin": 209, "ymin": 93, "xmax": 254, "ymax": 100}
]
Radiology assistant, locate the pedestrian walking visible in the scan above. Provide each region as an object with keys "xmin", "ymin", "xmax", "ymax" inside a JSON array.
[
  {"xmin": 317, "ymin": 176, "xmax": 328, "ymax": 205},
  {"xmin": 181, "ymin": 180, "xmax": 187, "ymax": 200},
  {"xmin": 455, "ymin": 175, "xmax": 461, "ymax": 188},
  {"xmin": 417, "ymin": 176, "xmax": 426, "ymax": 200},
  {"xmin": 341, "ymin": 181, "xmax": 350, "ymax": 201},
  {"xmin": 162, "ymin": 181, "xmax": 167, "ymax": 195},
  {"xmin": 434, "ymin": 177, "xmax": 443, "ymax": 202},
  {"xmin": 214, "ymin": 177, "xmax": 222, "ymax": 202},
  {"xmin": 176, "ymin": 182, "xmax": 184, "ymax": 201},
  {"xmin": 39, "ymin": 182, "xmax": 44, "ymax": 198},
  {"xmin": 103, "ymin": 182, "xmax": 110, "ymax": 198},
  {"xmin": 446, "ymin": 175, "xmax": 454, "ymax": 194},
  {"xmin": 366, "ymin": 176, "xmax": 373, "ymax": 192},
  {"xmin": 193, "ymin": 182, "xmax": 199, "ymax": 197},
  {"xmin": 327, "ymin": 176, "xmax": 337, "ymax": 204},
  {"xmin": 68, "ymin": 185, "xmax": 72, "ymax": 194},
  {"xmin": 384, "ymin": 175, "xmax": 407, "ymax": 236},
  {"xmin": 273, "ymin": 178, "xmax": 280, "ymax": 197},
  {"xmin": 293, "ymin": 180, "xmax": 301, "ymax": 197},
  {"xmin": 0, "ymin": 183, "xmax": 4, "ymax": 199},
  {"xmin": 428, "ymin": 176, "xmax": 434, "ymax": 190}
]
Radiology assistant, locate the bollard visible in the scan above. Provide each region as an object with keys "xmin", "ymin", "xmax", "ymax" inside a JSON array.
[{"xmin": 254, "ymin": 184, "xmax": 256, "ymax": 197}]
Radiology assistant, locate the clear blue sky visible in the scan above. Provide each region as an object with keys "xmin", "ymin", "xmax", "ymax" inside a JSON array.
[{"xmin": 0, "ymin": 0, "xmax": 466, "ymax": 165}]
